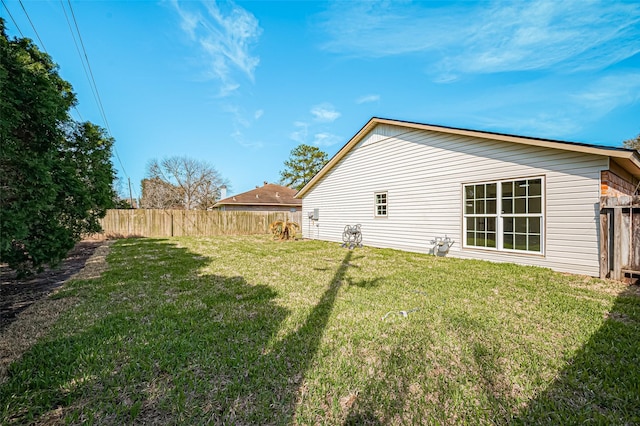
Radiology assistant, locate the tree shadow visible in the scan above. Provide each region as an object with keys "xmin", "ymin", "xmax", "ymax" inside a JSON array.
[
  {"xmin": 226, "ymin": 249, "xmax": 354, "ymax": 423},
  {"xmin": 0, "ymin": 239, "xmax": 356, "ymax": 424},
  {"xmin": 513, "ymin": 285, "xmax": 640, "ymax": 424}
]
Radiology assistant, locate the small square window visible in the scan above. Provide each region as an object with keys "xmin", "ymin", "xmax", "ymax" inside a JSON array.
[{"xmin": 375, "ymin": 192, "xmax": 388, "ymax": 217}]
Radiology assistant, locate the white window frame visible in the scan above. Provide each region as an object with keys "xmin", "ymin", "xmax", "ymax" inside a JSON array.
[
  {"xmin": 374, "ymin": 191, "xmax": 388, "ymax": 217},
  {"xmin": 463, "ymin": 177, "xmax": 544, "ymax": 255}
]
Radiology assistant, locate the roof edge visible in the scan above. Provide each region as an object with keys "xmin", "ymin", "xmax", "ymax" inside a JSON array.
[{"xmin": 296, "ymin": 117, "xmax": 640, "ymax": 197}]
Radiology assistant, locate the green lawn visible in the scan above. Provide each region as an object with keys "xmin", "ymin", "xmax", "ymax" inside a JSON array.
[{"xmin": 1, "ymin": 235, "xmax": 639, "ymax": 425}]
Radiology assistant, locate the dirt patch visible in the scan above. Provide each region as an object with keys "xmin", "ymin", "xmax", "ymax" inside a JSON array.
[
  {"xmin": 1, "ymin": 241, "xmax": 109, "ymax": 330},
  {"xmin": 0, "ymin": 240, "xmax": 113, "ymax": 383}
]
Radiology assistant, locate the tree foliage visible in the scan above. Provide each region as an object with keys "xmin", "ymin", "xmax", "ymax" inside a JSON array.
[
  {"xmin": 0, "ymin": 20, "xmax": 116, "ymax": 275},
  {"xmin": 623, "ymin": 134, "xmax": 640, "ymax": 151},
  {"xmin": 279, "ymin": 144, "xmax": 328, "ymax": 191},
  {"xmin": 142, "ymin": 156, "xmax": 227, "ymax": 210}
]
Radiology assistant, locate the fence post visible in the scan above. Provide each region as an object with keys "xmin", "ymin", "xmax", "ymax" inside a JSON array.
[{"xmin": 599, "ymin": 202, "xmax": 609, "ymax": 279}]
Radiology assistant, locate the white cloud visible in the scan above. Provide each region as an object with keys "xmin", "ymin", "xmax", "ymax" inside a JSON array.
[
  {"xmin": 231, "ymin": 129, "xmax": 263, "ymax": 149},
  {"xmin": 224, "ymin": 104, "xmax": 265, "ymax": 148},
  {"xmin": 290, "ymin": 121, "xmax": 308, "ymax": 143},
  {"xmin": 311, "ymin": 103, "xmax": 341, "ymax": 122},
  {"xmin": 477, "ymin": 114, "xmax": 583, "ymax": 139},
  {"xmin": 313, "ymin": 132, "xmax": 342, "ymax": 147},
  {"xmin": 572, "ymin": 72, "xmax": 640, "ymax": 116},
  {"xmin": 171, "ymin": 0, "xmax": 262, "ymax": 95},
  {"xmin": 317, "ymin": 1, "xmax": 640, "ymax": 80},
  {"xmin": 356, "ymin": 94, "xmax": 380, "ymax": 104},
  {"xmin": 463, "ymin": 71, "xmax": 640, "ymax": 138},
  {"xmin": 223, "ymin": 104, "xmax": 250, "ymax": 128}
]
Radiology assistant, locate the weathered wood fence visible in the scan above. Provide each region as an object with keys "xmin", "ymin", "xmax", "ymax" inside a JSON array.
[
  {"xmin": 600, "ymin": 196, "xmax": 640, "ymax": 280},
  {"xmin": 98, "ymin": 209, "xmax": 302, "ymax": 238}
]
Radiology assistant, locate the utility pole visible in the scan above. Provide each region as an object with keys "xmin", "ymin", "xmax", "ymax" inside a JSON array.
[{"xmin": 128, "ymin": 177, "xmax": 134, "ymax": 209}]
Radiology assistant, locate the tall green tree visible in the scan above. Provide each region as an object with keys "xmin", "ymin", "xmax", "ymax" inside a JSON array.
[
  {"xmin": 0, "ymin": 20, "xmax": 116, "ymax": 275},
  {"xmin": 623, "ymin": 134, "xmax": 640, "ymax": 151},
  {"xmin": 279, "ymin": 144, "xmax": 329, "ymax": 191}
]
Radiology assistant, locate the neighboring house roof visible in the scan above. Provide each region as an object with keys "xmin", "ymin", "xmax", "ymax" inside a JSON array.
[
  {"xmin": 297, "ymin": 117, "xmax": 640, "ymax": 198},
  {"xmin": 214, "ymin": 183, "xmax": 301, "ymax": 207}
]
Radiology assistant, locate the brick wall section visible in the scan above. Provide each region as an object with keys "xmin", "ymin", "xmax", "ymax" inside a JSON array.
[{"xmin": 601, "ymin": 170, "xmax": 637, "ymax": 196}]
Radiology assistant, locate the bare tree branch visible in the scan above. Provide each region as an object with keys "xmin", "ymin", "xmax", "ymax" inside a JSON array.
[{"xmin": 141, "ymin": 156, "xmax": 228, "ymax": 210}]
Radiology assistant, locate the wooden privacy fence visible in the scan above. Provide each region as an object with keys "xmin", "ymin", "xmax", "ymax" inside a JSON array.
[
  {"xmin": 600, "ymin": 196, "xmax": 640, "ymax": 280},
  {"xmin": 98, "ymin": 209, "xmax": 302, "ymax": 238}
]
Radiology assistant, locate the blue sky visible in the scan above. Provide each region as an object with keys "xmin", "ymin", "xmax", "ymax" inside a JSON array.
[{"xmin": 3, "ymin": 1, "xmax": 640, "ymax": 198}]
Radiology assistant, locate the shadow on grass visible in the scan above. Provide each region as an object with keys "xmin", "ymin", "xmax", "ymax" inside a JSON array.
[
  {"xmin": 231, "ymin": 249, "xmax": 354, "ymax": 423},
  {"xmin": 0, "ymin": 238, "xmax": 355, "ymax": 425},
  {"xmin": 344, "ymin": 283, "xmax": 640, "ymax": 425},
  {"xmin": 513, "ymin": 285, "xmax": 640, "ymax": 424}
]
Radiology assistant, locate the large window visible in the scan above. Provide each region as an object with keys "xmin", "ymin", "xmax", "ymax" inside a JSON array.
[
  {"xmin": 375, "ymin": 192, "xmax": 387, "ymax": 217},
  {"xmin": 464, "ymin": 177, "xmax": 543, "ymax": 254}
]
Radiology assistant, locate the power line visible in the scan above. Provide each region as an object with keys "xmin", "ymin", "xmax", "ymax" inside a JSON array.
[
  {"xmin": 66, "ymin": 0, "xmax": 110, "ymax": 134},
  {"xmin": 18, "ymin": 0, "xmax": 47, "ymax": 53},
  {"xmin": 58, "ymin": 1, "xmax": 93, "ymax": 124},
  {"xmin": 63, "ymin": 0, "xmax": 137, "ymax": 198},
  {"xmin": 5, "ymin": 1, "xmax": 84, "ymax": 122},
  {"xmin": 1, "ymin": 0, "xmax": 25, "ymax": 37}
]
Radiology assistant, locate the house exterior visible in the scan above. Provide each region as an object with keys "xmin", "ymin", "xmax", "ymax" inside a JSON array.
[
  {"xmin": 214, "ymin": 182, "xmax": 301, "ymax": 212},
  {"xmin": 297, "ymin": 117, "xmax": 640, "ymax": 277}
]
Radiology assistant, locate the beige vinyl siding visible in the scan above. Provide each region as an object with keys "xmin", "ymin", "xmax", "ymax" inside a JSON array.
[{"xmin": 302, "ymin": 123, "xmax": 607, "ymax": 276}]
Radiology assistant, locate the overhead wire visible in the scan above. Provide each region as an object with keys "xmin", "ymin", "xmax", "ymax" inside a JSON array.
[
  {"xmin": 57, "ymin": 1, "xmax": 95, "ymax": 124},
  {"xmin": 63, "ymin": 0, "xmax": 137, "ymax": 199},
  {"xmin": 17, "ymin": 0, "xmax": 46, "ymax": 52},
  {"xmin": 4, "ymin": 0, "xmax": 84, "ymax": 122},
  {"xmin": 1, "ymin": 0, "xmax": 25, "ymax": 37}
]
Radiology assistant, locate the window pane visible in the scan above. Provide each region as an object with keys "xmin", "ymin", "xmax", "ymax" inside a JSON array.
[
  {"xmin": 502, "ymin": 182, "xmax": 513, "ymax": 197},
  {"xmin": 529, "ymin": 179, "xmax": 542, "ymax": 197},
  {"xmin": 487, "ymin": 232, "xmax": 496, "ymax": 248},
  {"xmin": 486, "ymin": 183, "xmax": 497, "ymax": 199},
  {"xmin": 515, "ymin": 217, "xmax": 527, "ymax": 233},
  {"xmin": 467, "ymin": 232, "xmax": 475, "ymax": 246},
  {"xmin": 528, "ymin": 217, "xmax": 540, "ymax": 233},
  {"xmin": 465, "ymin": 201, "xmax": 474, "ymax": 215},
  {"xmin": 529, "ymin": 235, "xmax": 541, "ymax": 252},
  {"xmin": 504, "ymin": 233, "xmax": 513, "ymax": 249},
  {"xmin": 467, "ymin": 217, "xmax": 475, "ymax": 231},
  {"xmin": 529, "ymin": 197, "xmax": 541, "ymax": 214},
  {"xmin": 465, "ymin": 185, "xmax": 474, "ymax": 199},
  {"xmin": 486, "ymin": 199, "xmax": 496, "ymax": 214},
  {"xmin": 504, "ymin": 217, "xmax": 513, "ymax": 232},
  {"xmin": 503, "ymin": 199, "xmax": 513, "ymax": 214},
  {"xmin": 465, "ymin": 178, "xmax": 543, "ymax": 253}
]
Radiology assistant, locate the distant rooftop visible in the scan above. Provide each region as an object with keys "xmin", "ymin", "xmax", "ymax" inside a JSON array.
[{"xmin": 214, "ymin": 182, "xmax": 301, "ymax": 207}]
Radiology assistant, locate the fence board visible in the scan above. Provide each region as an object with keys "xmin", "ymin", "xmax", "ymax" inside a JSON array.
[
  {"xmin": 98, "ymin": 209, "xmax": 302, "ymax": 238},
  {"xmin": 600, "ymin": 196, "xmax": 640, "ymax": 280}
]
